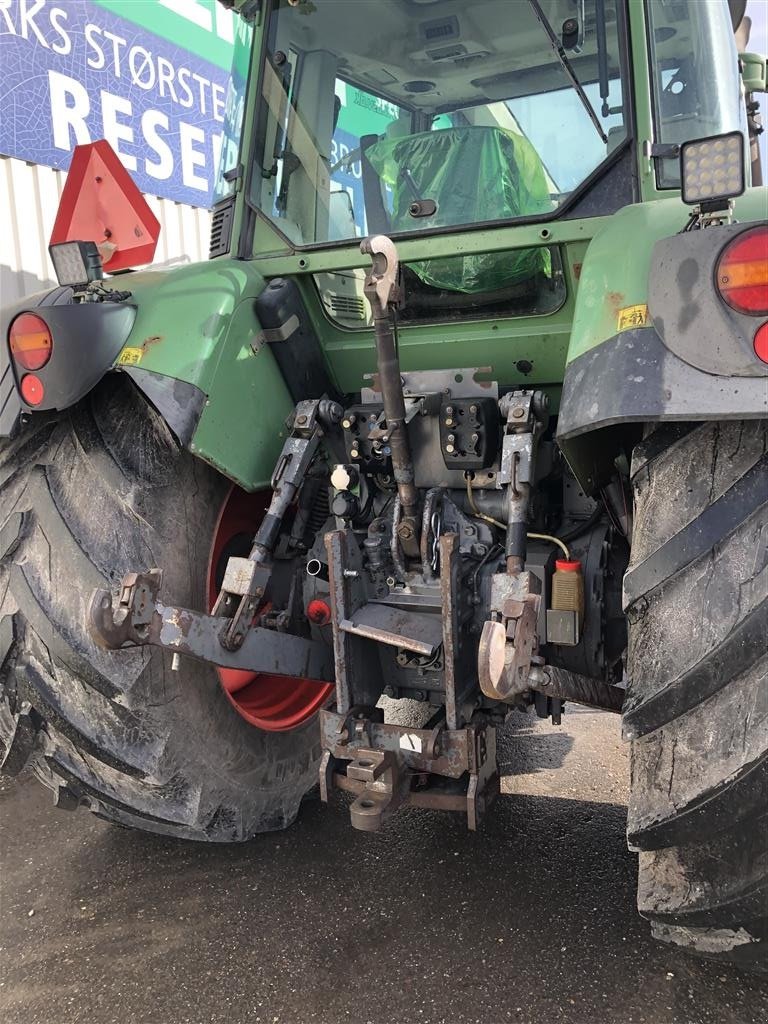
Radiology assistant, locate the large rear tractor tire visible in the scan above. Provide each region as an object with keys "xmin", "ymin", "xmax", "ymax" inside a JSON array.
[
  {"xmin": 623, "ymin": 420, "xmax": 767, "ymax": 970},
  {"xmin": 0, "ymin": 377, "xmax": 328, "ymax": 841}
]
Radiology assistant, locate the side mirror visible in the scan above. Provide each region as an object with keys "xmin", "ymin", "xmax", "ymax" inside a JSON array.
[{"xmin": 740, "ymin": 52, "xmax": 767, "ymax": 94}]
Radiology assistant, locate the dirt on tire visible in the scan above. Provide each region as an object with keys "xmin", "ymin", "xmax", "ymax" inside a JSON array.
[
  {"xmin": 0, "ymin": 377, "xmax": 321, "ymax": 841},
  {"xmin": 624, "ymin": 420, "xmax": 768, "ymax": 971}
]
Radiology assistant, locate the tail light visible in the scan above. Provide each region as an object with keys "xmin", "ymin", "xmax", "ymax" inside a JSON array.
[
  {"xmin": 19, "ymin": 374, "xmax": 45, "ymax": 406},
  {"xmin": 9, "ymin": 313, "xmax": 53, "ymax": 370},
  {"xmin": 754, "ymin": 323, "xmax": 768, "ymax": 365},
  {"xmin": 716, "ymin": 227, "xmax": 768, "ymax": 316}
]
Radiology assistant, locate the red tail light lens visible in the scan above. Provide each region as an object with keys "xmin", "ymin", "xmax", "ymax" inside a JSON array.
[
  {"xmin": 716, "ymin": 227, "xmax": 768, "ymax": 315},
  {"xmin": 20, "ymin": 374, "xmax": 45, "ymax": 406},
  {"xmin": 754, "ymin": 323, "xmax": 768, "ymax": 365},
  {"xmin": 9, "ymin": 313, "xmax": 53, "ymax": 370}
]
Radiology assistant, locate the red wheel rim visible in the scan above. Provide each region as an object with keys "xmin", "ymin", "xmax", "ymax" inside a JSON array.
[{"xmin": 207, "ymin": 486, "xmax": 333, "ymax": 731}]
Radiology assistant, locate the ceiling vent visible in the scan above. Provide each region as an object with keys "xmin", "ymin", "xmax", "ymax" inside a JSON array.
[{"xmin": 419, "ymin": 16, "xmax": 460, "ymax": 46}]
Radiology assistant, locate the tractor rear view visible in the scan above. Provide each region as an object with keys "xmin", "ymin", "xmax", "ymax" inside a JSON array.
[{"xmin": 1, "ymin": 0, "xmax": 766, "ymax": 972}]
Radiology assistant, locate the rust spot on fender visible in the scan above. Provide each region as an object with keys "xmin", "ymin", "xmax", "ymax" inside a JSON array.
[
  {"xmin": 605, "ymin": 291, "xmax": 625, "ymax": 316},
  {"xmin": 141, "ymin": 335, "xmax": 163, "ymax": 352}
]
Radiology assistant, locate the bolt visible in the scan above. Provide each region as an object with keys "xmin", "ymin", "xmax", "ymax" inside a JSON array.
[
  {"xmin": 444, "ymin": 418, "xmax": 454, "ymax": 427},
  {"xmin": 469, "ymin": 404, "xmax": 477, "ymax": 415},
  {"xmin": 253, "ymin": 586, "xmax": 264, "ymax": 598},
  {"xmin": 447, "ymin": 433, "xmax": 455, "ymax": 444},
  {"xmin": 413, "ymin": 690, "xmax": 426, "ymax": 701},
  {"xmin": 512, "ymin": 407, "xmax": 525, "ymax": 419},
  {"xmin": 398, "ymin": 522, "xmax": 414, "ymax": 540},
  {"xmin": 445, "ymin": 405, "xmax": 454, "ymax": 415},
  {"xmin": 350, "ymin": 448, "xmax": 360, "ymax": 459},
  {"xmin": 296, "ymin": 414, "xmax": 308, "ymax": 425},
  {"xmin": 445, "ymin": 444, "xmax": 455, "ymax": 454}
]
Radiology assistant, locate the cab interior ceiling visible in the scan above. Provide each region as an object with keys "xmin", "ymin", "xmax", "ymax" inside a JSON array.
[{"xmin": 276, "ymin": 0, "xmax": 625, "ymax": 110}]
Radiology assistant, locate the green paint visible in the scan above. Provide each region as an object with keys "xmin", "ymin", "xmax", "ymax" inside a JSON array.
[
  {"xmin": 295, "ymin": 258, "xmax": 580, "ymax": 404},
  {"xmin": 109, "ymin": 0, "xmax": 768, "ymax": 491},
  {"xmin": 91, "ymin": 0, "xmax": 234, "ymax": 71},
  {"xmin": 568, "ymin": 187, "xmax": 768, "ymax": 364},
  {"xmin": 113, "ymin": 259, "xmax": 292, "ymax": 489}
]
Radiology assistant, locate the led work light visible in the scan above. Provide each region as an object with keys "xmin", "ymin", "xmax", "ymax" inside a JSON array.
[
  {"xmin": 49, "ymin": 240, "xmax": 104, "ymax": 288},
  {"xmin": 680, "ymin": 131, "xmax": 745, "ymax": 206}
]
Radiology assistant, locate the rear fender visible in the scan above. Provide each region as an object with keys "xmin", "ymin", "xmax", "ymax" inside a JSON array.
[
  {"xmin": 557, "ymin": 190, "xmax": 767, "ymax": 491},
  {"xmin": 2, "ymin": 260, "xmax": 336, "ymax": 491},
  {"xmin": 105, "ymin": 260, "xmax": 337, "ymax": 490}
]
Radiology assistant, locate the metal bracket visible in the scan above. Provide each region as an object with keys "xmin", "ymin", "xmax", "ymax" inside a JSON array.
[
  {"xmin": 362, "ymin": 368, "xmax": 498, "ymax": 404},
  {"xmin": 360, "ymin": 235, "xmax": 400, "ymax": 311},
  {"xmin": 325, "ymin": 529, "xmax": 384, "ymax": 712},
  {"xmin": 347, "ymin": 748, "xmax": 408, "ymax": 832},
  {"xmin": 211, "ymin": 397, "xmax": 341, "ymax": 650},
  {"xmin": 478, "ymin": 571, "xmax": 542, "ymax": 702},
  {"xmin": 644, "ymin": 141, "xmax": 681, "ymax": 159},
  {"xmin": 251, "ymin": 313, "xmax": 300, "ymax": 352},
  {"xmin": 88, "ymin": 573, "xmax": 335, "ymax": 679},
  {"xmin": 319, "ymin": 709, "xmax": 499, "ymax": 832}
]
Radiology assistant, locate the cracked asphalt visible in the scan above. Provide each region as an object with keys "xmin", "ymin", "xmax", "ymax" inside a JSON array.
[{"xmin": 1, "ymin": 705, "xmax": 766, "ymax": 1024}]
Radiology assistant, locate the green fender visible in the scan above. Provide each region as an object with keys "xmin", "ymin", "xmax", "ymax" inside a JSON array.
[
  {"xmin": 111, "ymin": 259, "xmax": 294, "ymax": 490},
  {"xmin": 566, "ymin": 188, "xmax": 767, "ymax": 364},
  {"xmin": 558, "ymin": 188, "xmax": 768, "ymax": 491}
]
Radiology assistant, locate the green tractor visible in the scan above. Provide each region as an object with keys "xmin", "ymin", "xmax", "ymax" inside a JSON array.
[{"xmin": 1, "ymin": 0, "xmax": 766, "ymax": 971}]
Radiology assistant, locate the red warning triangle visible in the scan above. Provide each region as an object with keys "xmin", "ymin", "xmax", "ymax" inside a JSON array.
[{"xmin": 50, "ymin": 140, "xmax": 161, "ymax": 272}]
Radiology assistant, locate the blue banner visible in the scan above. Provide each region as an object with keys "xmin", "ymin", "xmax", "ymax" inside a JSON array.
[{"xmin": 0, "ymin": 0, "xmax": 229, "ymax": 207}]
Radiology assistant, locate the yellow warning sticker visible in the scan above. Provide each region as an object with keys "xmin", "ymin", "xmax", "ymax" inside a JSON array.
[
  {"xmin": 616, "ymin": 304, "xmax": 649, "ymax": 332},
  {"xmin": 117, "ymin": 347, "xmax": 143, "ymax": 366}
]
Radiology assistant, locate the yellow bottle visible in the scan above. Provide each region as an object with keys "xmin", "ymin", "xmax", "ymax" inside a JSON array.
[{"xmin": 551, "ymin": 559, "xmax": 584, "ymax": 629}]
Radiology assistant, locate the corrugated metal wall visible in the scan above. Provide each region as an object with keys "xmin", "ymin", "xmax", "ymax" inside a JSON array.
[{"xmin": 0, "ymin": 156, "xmax": 212, "ymax": 305}]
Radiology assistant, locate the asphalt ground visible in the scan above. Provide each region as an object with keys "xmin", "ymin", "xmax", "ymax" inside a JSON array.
[{"xmin": 1, "ymin": 705, "xmax": 766, "ymax": 1024}]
